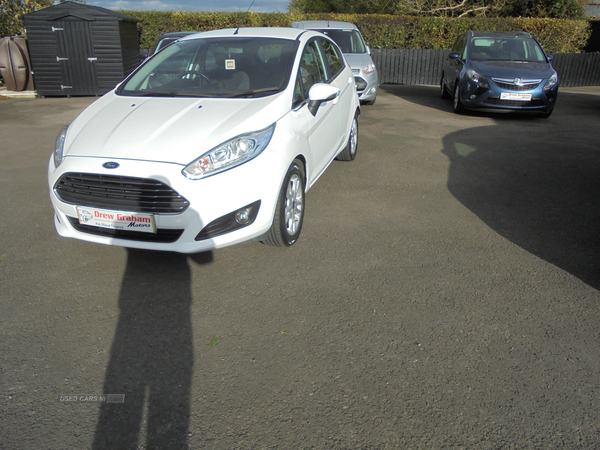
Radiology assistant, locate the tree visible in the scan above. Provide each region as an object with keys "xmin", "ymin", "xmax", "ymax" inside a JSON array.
[
  {"xmin": 395, "ymin": 0, "xmax": 508, "ymax": 17},
  {"xmin": 502, "ymin": 0, "xmax": 587, "ymax": 18},
  {"xmin": 1, "ymin": 0, "xmax": 54, "ymax": 36},
  {"xmin": 289, "ymin": 0, "xmax": 398, "ymax": 13},
  {"xmin": 288, "ymin": 0, "xmax": 587, "ymax": 18}
]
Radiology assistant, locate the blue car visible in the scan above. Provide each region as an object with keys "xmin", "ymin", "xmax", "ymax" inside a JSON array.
[{"xmin": 441, "ymin": 31, "xmax": 559, "ymax": 118}]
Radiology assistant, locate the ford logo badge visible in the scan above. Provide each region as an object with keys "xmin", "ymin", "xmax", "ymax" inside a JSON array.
[{"xmin": 103, "ymin": 162, "xmax": 120, "ymax": 169}]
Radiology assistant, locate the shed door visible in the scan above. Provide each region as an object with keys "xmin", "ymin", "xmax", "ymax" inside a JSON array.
[{"xmin": 53, "ymin": 21, "xmax": 98, "ymax": 96}]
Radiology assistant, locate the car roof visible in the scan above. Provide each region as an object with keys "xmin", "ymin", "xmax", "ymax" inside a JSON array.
[
  {"xmin": 291, "ymin": 21, "xmax": 358, "ymax": 31},
  {"xmin": 468, "ymin": 31, "xmax": 533, "ymax": 39},
  {"xmin": 157, "ymin": 31, "xmax": 197, "ymax": 38},
  {"xmin": 180, "ymin": 27, "xmax": 312, "ymax": 41}
]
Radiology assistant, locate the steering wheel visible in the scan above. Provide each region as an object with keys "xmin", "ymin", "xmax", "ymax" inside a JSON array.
[{"xmin": 180, "ymin": 71, "xmax": 211, "ymax": 84}]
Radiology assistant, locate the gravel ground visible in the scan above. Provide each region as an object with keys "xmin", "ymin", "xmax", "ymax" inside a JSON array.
[{"xmin": 1, "ymin": 86, "xmax": 600, "ymax": 449}]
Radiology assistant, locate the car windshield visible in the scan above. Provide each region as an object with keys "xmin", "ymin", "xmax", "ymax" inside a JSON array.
[
  {"xmin": 119, "ymin": 37, "xmax": 298, "ymax": 98},
  {"xmin": 314, "ymin": 29, "xmax": 366, "ymax": 54},
  {"xmin": 469, "ymin": 37, "xmax": 547, "ymax": 62}
]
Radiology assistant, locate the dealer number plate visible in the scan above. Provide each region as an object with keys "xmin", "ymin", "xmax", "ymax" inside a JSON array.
[
  {"xmin": 500, "ymin": 92, "xmax": 532, "ymax": 101},
  {"xmin": 76, "ymin": 207, "xmax": 156, "ymax": 233}
]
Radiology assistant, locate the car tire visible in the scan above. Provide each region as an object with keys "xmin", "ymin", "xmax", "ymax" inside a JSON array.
[
  {"xmin": 540, "ymin": 109, "xmax": 553, "ymax": 119},
  {"xmin": 335, "ymin": 111, "xmax": 359, "ymax": 162},
  {"xmin": 440, "ymin": 75, "xmax": 451, "ymax": 99},
  {"xmin": 453, "ymin": 82, "xmax": 464, "ymax": 114},
  {"xmin": 263, "ymin": 160, "xmax": 305, "ymax": 247},
  {"xmin": 362, "ymin": 98, "xmax": 376, "ymax": 106}
]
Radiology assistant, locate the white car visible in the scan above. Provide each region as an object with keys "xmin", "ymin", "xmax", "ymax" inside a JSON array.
[
  {"xmin": 48, "ymin": 27, "xmax": 360, "ymax": 253},
  {"xmin": 291, "ymin": 21, "xmax": 378, "ymax": 105}
]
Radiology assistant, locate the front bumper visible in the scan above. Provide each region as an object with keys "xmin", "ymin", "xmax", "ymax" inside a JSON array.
[
  {"xmin": 48, "ymin": 153, "xmax": 286, "ymax": 253},
  {"xmin": 459, "ymin": 77, "xmax": 558, "ymax": 113},
  {"xmin": 353, "ymin": 69, "xmax": 378, "ymax": 102}
]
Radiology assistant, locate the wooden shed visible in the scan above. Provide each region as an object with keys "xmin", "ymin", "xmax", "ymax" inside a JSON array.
[{"xmin": 23, "ymin": 1, "xmax": 140, "ymax": 97}]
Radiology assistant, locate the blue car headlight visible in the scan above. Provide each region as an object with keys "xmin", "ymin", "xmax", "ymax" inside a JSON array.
[
  {"xmin": 183, "ymin": 123, "xmax": 275, "ymax": 180},
  {"xmin": 466, "ymin": 69, "xmax": 489, "ymax": 88},
  {"xmin": 544, "ymin": 73, "xmax": 558, "ymax": 91}
]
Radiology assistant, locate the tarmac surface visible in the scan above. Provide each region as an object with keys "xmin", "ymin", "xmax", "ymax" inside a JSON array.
[{"xmin": 1, "ymin": 85, "xmax": 600, "ymax": 449}]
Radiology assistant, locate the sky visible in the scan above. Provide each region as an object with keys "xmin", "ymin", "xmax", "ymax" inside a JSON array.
[{"xmin": 86, "ymin": 0, "xmax": 290, "ymax": 13}]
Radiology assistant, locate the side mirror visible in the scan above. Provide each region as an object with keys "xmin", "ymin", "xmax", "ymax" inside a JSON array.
[
  {"xmin": 366, "ymin": 45, "xmax": 371, "ymax": 55},
  {"xmin": 307, "ymin": 83, "xmax": 340, "ymax": 116},
  {"xmin": 448, "ymin": 52, "xmax": 460, "ymax": 60},
  {"xmin": 547, "ymin": 54, "xmax": 554, "ymax": 62}
]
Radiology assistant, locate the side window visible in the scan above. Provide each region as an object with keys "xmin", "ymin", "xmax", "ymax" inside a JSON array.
[
  {"xmin": 293, "ymin": 40, "xmax": 327, "ymax": 108},
  {"xmin": 452, "ymin": 35, "xmax": 467, "ymax": 60},
  {"xmin": 320, "ymin": 38, "xmax": 343, "ymax": 79}
]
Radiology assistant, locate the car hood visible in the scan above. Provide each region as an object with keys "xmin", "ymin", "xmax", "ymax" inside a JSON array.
[
  {"xmin": 470, "ymin": 60, "xmax": 555, "ymax": 79},
  {"xmin": 64, "ymin": 91, "xmax": 289, "ymax": 165},
  {"xmin": 343, "ymin": 53, "xmax": 373, "ymax": 72}
]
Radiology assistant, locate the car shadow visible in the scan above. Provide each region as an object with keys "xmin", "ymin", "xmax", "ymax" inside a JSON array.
[
  {"xmin": 380, "ymin": 84, "xmax": 451, "ymax": 112},
  {"xmin": 442, "ymin": 116, "xmax": 600, "ymax": 291},
  {"xmin": 382, "ymin": 83, "xmax": 600, "ymax": 289},
  {"xmin": 92, "ymin": 249, "xmax": 213, "ymax": 449}
]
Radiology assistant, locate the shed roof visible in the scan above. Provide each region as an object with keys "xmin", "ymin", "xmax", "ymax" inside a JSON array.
[{"xmin": 24, "ymin": 1, "xmax": 138, "ymax": 22}]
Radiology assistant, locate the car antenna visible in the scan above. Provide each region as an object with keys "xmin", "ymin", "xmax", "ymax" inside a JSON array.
[{"xmin": 234, "ymin": 0, "xmax": 256, "ymax": 35}]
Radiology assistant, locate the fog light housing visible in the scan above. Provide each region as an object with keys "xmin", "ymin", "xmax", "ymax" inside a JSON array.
[
  {"xmin": 235, "ymin": 209, "xmax": 251, "ymax": 225},
  {"xmin": 196, "ymin": 201, "xmax": 261, "ymax": 241}
]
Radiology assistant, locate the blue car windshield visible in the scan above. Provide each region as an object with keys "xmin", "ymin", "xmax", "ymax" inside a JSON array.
[
  {"xmin": 469, "ymin": 38, "xmax": 547, "ymax": 62},
  {"xmin": 118, "ymin": 37, "xmax": 298, "ymax": 98}
]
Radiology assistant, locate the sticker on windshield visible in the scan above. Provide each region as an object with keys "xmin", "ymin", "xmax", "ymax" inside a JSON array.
[{"xmin": 225, "ymin": 59, "xmax": 235, "ymax": 70}]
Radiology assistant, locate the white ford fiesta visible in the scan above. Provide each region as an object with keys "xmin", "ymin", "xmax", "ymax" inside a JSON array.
[{"xmin": 48, "ymin": 27, "xmax": 360, "ymax": 253}]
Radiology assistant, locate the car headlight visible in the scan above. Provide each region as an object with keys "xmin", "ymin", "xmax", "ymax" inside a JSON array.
[
  {"xmin": 364, "ymin": 63, "xmax": 376, "ymax": 75},
  {"xmin": 466, "ymin": 69, "xmax": 489, "ymax": 88},
  {"xmin": 182, "ymin": 123, "xmax": 275, "ymax": 180},
  {"xmin": 544, "ymin": 73, "xmax": 558, "ymax": 91},
  {"xmin": 54, "ymin": 125, "xmax": 69, "ymax": 169}
]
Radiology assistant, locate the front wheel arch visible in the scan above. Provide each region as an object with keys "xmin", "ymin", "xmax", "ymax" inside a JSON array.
[
  {"xmin": 453, "ymin": 81, "xmax": 465, "ymax": 114},
  {"xmin": 440, "ymin": 73, "xmax": 451, "ymax": 99},
  {"xmin": 262, "ymin": 159, "xmax": 306, "ymax": 247},
  {"xmin": 335, "ymin": 109, "xmax": 360, "ymax": 162}
]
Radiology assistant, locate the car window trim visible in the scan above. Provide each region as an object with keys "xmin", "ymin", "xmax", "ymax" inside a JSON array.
[{"xmin": 316, "ymin": 37, "xmax": 345, "ymax": 81}]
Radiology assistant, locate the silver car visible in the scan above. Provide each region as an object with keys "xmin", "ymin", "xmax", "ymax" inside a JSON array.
[{"xmin": 291, "ymin": 21, "xmax": 378, "ymax": 105}]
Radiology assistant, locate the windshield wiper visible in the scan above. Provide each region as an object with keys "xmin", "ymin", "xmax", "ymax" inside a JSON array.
[
  {"xmin": 224, "ymin": 87, "xmax": 281, "ymax": 98},
  {"xmin": 134, "ymin": 91, "xmax": 179, "ymax": 97},
  {"xmin": 128, "ymin": 91, "xmax": 225, "ymax": 98}
]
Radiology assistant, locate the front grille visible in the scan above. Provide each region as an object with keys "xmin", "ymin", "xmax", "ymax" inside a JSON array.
[
  {"xmin": 67, "ymin": 217, "xmax": 184, "ymax": 243},
  {"xmin": 54, "ymin": 173, "xmax": 189, "ymax": 214},
  {"xmin": 492, "ymin": 77, "xmax": 541, "ymax": 91},
  {"xmin": 484, "ymin": 98, "xmax": 545, "ymax": 107}
]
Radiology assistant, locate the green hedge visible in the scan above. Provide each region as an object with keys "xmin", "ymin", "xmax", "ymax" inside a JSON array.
[{"xmin": 120, "ymin": 11, "xmax": 591, "ymax": 54}]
